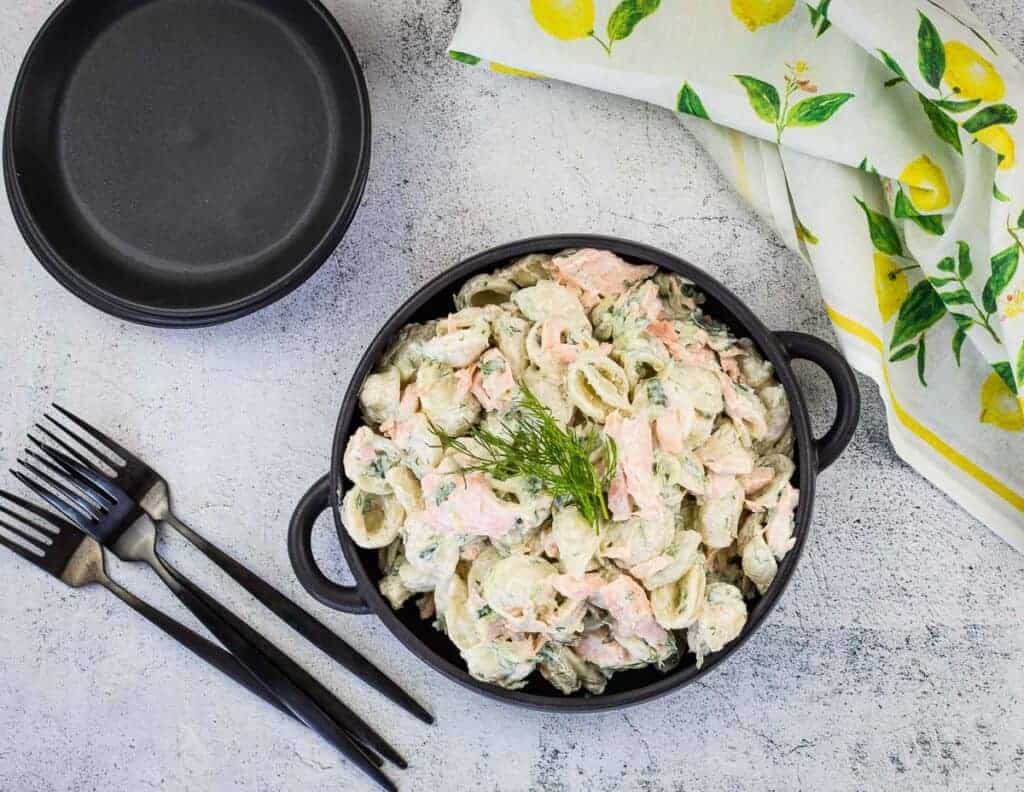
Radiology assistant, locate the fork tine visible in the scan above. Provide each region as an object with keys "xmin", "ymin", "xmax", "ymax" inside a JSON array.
[
  {"xmin": 11, "ymin": 468, "xmax": 95, "ymax": 530},
  {"xmin": 27, "ymin": 441, "xmax": 119, "ymax": 503},
  {"xmin": 51, "ymin": 404, "xmax": 131, "ymax": 467},
  {"xmin": 44, "ymin": 413, "xmax": 121, "ymax": 472},
  {"xmin": 0, "ymin": 501, "xmax": 56, "ymax": 539},
  {"xmin": 0, "ymin": 530, "xmax": 44, "ymax": 565},
  {"xmin": 0, "ymin": 509, "xmax": 50, "ymax": 551},
  {"xmin": 0, "ymin": 488, "xmax": 80, "ymax": 533},
  {"xmin": 24, "ymin": 449, "xmax": 113, "ymax": 511},
  {"xmin": 34, "ymin": 424, "xmax": 105, "ymax": 474},
  {"xmin": 17, "ymin": 458, "xmax": 106, "ymax": 517}
]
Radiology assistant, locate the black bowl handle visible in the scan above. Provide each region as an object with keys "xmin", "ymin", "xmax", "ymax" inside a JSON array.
[
  {"xmin": 288, "ymin": 475, "xmax": 372, "ymax": 614},
  {"xmin": 776, "ymin": 331, "xmax": 860, "ymax": 472}
]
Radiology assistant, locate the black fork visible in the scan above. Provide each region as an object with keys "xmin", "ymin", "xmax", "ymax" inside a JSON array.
[
  {"xmin": 0, "ymin": 489, "xmax": 292, "ymax": 719},
  {"xmin": 13, "ymin": 443, "xmax": 401, "ymax": 792},
  {"xmin": 39, "ymin": 404, "xmax": 431, "ymax": 725}
]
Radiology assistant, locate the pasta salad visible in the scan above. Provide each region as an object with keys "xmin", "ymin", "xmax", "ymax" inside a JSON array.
[{"xmin": 342, "ymin": 248, "xmax": 798, "ymax": 694}]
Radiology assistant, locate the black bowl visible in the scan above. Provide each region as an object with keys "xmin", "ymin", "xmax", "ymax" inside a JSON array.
[
  {"xmin": 4, "ymin": 0, "xmax": 370, "ymax": 327},
  {"xmin": 289, "ymin": 235, "xmax": 860, "ymax": 711}
]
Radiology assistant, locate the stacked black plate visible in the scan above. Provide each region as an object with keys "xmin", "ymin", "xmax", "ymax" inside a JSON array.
[{"xmin": 4, "ymin": 0, "xmax": 370, "ymax": 326}]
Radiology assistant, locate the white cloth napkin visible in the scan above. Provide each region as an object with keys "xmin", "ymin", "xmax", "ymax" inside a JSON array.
[{"xmin": 450, "ymin": 0, "xmax": 1024, "ymax": 549}]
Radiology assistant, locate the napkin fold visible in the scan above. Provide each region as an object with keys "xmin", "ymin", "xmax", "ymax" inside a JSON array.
[{"xmin": 450, "ymin": 0, "xmax": 1024, "ymax": 549}]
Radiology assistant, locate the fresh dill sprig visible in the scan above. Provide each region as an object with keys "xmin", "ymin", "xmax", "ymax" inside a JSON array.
[{"xmin": 429, "ymin": 383, "xmax": 617, "ymax": 529}]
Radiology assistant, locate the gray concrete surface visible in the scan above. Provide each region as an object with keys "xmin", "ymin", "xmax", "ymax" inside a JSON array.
[{"xmin": 1, "ymin": 2, "xmax": 1022, "ymax": 790}]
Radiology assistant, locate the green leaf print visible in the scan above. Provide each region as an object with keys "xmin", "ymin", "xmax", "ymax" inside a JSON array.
[
  {"xmin": 891, "ymin": 281, "xmax": 947, "ymax": 348},
  {"xmin": 983, "ymin": 244, "xmax": 1020, "ymax": 314},
  {"xmin": 889, "ymin": 344, "xmax": 918, "ymax": 362},
  {"xmin": 916, "ymin": 336, "xmax": 928, "ymax": 386},
  {"xmin": 957, "ymin": 240, "xmax": 973, "ymax": 279},
  {"xmin": 857, "ymin": 157, "xmax": 880, "ymax": 175},
  {"xmin": 993, "ymin": 182, "xmax": 1011, "ymax": 202},
  {"xmin": 448, "ymin": 51, "xmax": 481, "ymax": 65},
  {"xmin": 933, "ymin": 98, "xmax": 982, "ymax": 113},
  {"xmin": 952, "ymin": 325, "xmax": 968, "ymax": 366},
  {"xmin": 734, "ymin": 75, "xmax": 780, "ymax": 124},
  {"xmin": 1017, "ymin": 341, "xmax": 1024, "ymax": 385},
  {"xmin": 807, "ymin": 0, "xmax": 831, "ymax": 37},
  {"xmin": 963, "ymin": 104, "xmax": 1019, "ymax": 134},
  {"xmin": 993, "ymin": 361, "xmax": 1017, "ymax": 394},
  {"xmin": 785, "ymin": 93, "xmax": 854, "ymax": 127},
  {"xmin": 677, "ymin": 83, "xmax": 709, "ymax": 119},
  {"xmin": 917, "ymin": 12, "xmax": 946, "ymax": 90},
  {"xmin": 607, "ymin": 0, "xmax": 661, "ymax": 43},
  {"xmin": 855, "ymin": 197, "xmax": 903, "ymax": 255},
  {"xmin": 919, "ymin": 96, "xmax": 962, "ymax": 155},
  {"xmin": 938, "ymin": 288, "xmax": 974, "ymax": 306},
  {"xmin": 926, "ymin": 242, "xmax": 1001, "ymax": 343},
  {"xmin": 1017, "ymin": 209, "xmax": 1024, "ymax": 228},
  {"xmin": 893, "ymin": 189, "xmax": 945, "ymax": 236},
  {"xmin": 877, "ymin": 49, "xmax": 907, "ymax": 87}
]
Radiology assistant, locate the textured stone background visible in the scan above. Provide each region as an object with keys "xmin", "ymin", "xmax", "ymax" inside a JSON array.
[{"xmin": 1, "ymin": 2, "xmax": 1022, "ymax": 790}]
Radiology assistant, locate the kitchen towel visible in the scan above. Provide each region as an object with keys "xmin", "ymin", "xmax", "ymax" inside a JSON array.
[{"xmin": 450, "ymin": 0, "xmax": 1024, "ymax": 549}]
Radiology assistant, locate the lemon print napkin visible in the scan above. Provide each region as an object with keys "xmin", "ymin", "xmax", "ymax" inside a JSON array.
[{"xmin": 449, "ymin": 0, "xmax": 1024, "ymax": 550}]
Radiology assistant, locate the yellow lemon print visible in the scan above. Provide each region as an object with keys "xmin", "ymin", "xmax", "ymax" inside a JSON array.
[
  {"xmin": 974, "ymin": 125, "xmax": 1015, "ymax": 171},
  {"xmin": 730, "ymin": 0, "xmax": 796, "ymax": 31},
  {"xmin": 899, "ymin": 155, "xmax": 951, "ymax": 213},
  {"xmin": 530, "ymin": 0, "xmax": 594, "ymax": 40},
  {"xmin": 943, "ymin": 41, "xmax": 1005, "ymax": 102},
  {"xmin": 979, "ymin": 371, "xmax": 1024, "ymax": 432},
  {"xmin": 873, "ymin": 252, "xmax": 909, "ymax": 322},
  {"xmin": 490, "ymin": 62, "xmax": 544, "ymax": 78}
]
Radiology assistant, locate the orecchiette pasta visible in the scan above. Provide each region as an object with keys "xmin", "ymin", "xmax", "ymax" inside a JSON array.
[
  {"xmin": 492, "ymin": 313, "xmax": 531, "ymax": 378},
  {"xmin": 498, "ymin": 253, "xmax": 551, "ymax": 287},
  {"xmin": 341, "ymin": 488, "xmax": 404, "ymax": 549},
  {"xmin": 343, "ymin": 427, "xmax": 400, "ymax": 495},
  {"xmin": 650, "ymin": 556, "xmax": 706, "ymax": 629},
  {"xmin": 342, "ymin": 249, "xmax": 798, "ymax": 693},
  {"xmin": 358, "ymin": 366, "xmax": 401, "ymax": 427},
  {"xmin": 380, "ymin": 322, "xmax": 437, "ymax": 383},
  {"xmin": 537, "ymin": 641, "xmax": 607, "ymax": 695},
  {"xmin": 512, "ymin": 281, "xmax": 589, "ymax": 327},
  {"xmin": 739, "ymin": 517, "xmax": 777, "ymax": 596},
  {"xmin": 566, "ymin": 351, "xmax": 631, "ymax": 421},
  {"xmin": 455, "ymin": 273, "xmax": 517, "ymax": 310},
  {"xmin": 686, "ymin": 582, "xmax": 748, "ymax": 668},
  {"xmin": 420, "ymin": 308, "xmax": 492, "ymax": 368},
  {"xmin": 417, "ymin": 362, "xmax": 481, "ymax": 436}
]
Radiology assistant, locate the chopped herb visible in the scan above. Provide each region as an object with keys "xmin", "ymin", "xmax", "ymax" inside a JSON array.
[
  {"xmin": 434, "ymin": 480, "xmax": 455, "ymax": 505},
  {"xmin": 419, "ymin": 544, "xmax": 438, "ymax": 561},
  {"xmin": 476, "ymin": 605, "xmax": 493, "ymax": 619},
  {"xmin": 358, "ymin": 493, "xmax": 375, "ymax": 514},
  {"xmin": 646, "ymin": 378, "xmax": 668, "ymax": 407},
  {"xmin": 480, "ymin": 358, "xmax": 506, "ymax": 376},
  {"xmin": 367, "ymin": 451, "xmax": 394, "ymax": 479},
  {"xmin": 693, "ymin": 312, "xmax": 730, "ymax": 336},
  {"xmin": 430, "ymin": 383, "xmax": 617, "ymax": 529}
]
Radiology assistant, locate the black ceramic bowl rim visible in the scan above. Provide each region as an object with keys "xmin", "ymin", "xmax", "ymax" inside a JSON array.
[
  {"xmin": 293, "ymin": 234, "xmax": 858, "ymax": 712},
  {"xmin": 3, "ymin": 0, "xmax": 371, "ymax": 328}
]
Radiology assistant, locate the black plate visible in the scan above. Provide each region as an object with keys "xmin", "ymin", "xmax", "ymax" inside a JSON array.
[{"xmin": 4, "ymin": 0, "xmax": 370, "ymax": 327}]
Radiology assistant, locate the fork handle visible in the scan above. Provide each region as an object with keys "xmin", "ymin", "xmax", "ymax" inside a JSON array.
[
  {"xmin": 146, "ymin": 557, "xmax": 397, "ymax": 792},
  {"xmin": 100, "ymin": 578, "xmax": 295, "ymax": 722},
  {"xmin": 162, "ymin": 511, "xmax": 431, "ymax": 725},
  {"xmin": 153, "ymin": 554, "xmax": 403, "ymax": 769}
]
